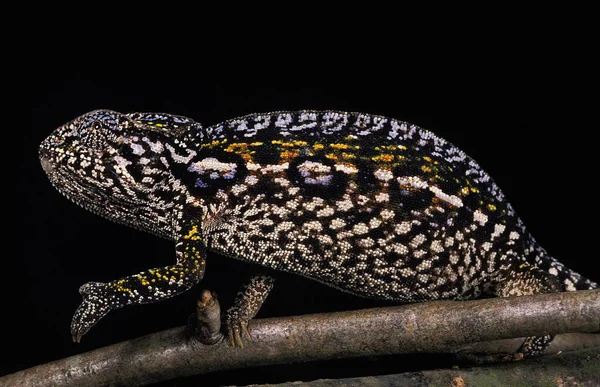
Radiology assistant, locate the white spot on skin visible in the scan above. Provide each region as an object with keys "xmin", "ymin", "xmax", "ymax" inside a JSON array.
[
  {"xmin": 375, "ymin": 192, "xmax": 389, "ymax": 202},
  {"xmin": 509, "ymin": 231, "xmax": 520, "ymax": 240},
  {"xmin": 481, "ymin": 242, "xmax": 492, "ymax": 252},
  {"xmin": 274, "ymin": 177, "xmax": 290, "ymax": 187},
  {"xmin": 491, "ymin": 224, "xmax": 506, "ymax": 239},
  {"xmin": 369, "ymin": 218, "xmax": 381, "ymax": 229},
  {"xmin": 449, "ymin": 253, "xmax": 459, "ymax": 264},
  {"xmin": 330, "ymin": 218, "xmax": 346, "ymax": 230},
  {"xmin": 374, "ymin": 169, "xmax": 394, "ymax": 181},
  {"xmin": 318, "ymin": 234, "xmax": 334, "ymax": 245},
  {"xmin": 303, "ymin": 221, "xmax": 323, "ymax": 232},
  {"xmin": 188, "ymin": 158, "xmax": 238, "ymax": 179},
  {"xmin": 428, "ymin": 186, "xmax": 463, "ymax": 207},
  {"xmin": 430, "ymin": 240, "xmax": 444, "ymax": 253},
  {"xmin": 336, "ymin": 198, "xmax": 353, "ymax": 211},
  {"xmin": 352, "ymin": 223, "xmax": 369, "ymax": 235},
  {"xmin": 473, "ymin": 209, "xmax": 488, "ymax": 225},
  {"xmin": 390, "ymin": 243, "xmax": 409, "ymax": 255},
  {"xmin": 316, "ymin": 206, "xmax": 335, "ymax": 217},
  {"xmin": 275, "ymin": 221, "xmax": 294, "ymax": 232},
  {"xmin": 142, "ymin": 137, "xmax": 164, "ymax": 153},
  {"xmin": 548, "ymin": 267, "xmax": 558, "ymax": 276},
  {"xmin": 416, "ymin": 260, "xmax": 432, "ymax": 271},
  {"xmin": 380, "ymin": 209, "xmax": 395, "ymax": 220},
  {"xmin": 564, "ymin": 279, "xmax": 576, "ymax": 291},
  {"xmin": 131, "ymin": 143, "xmax": 145, "ymax": 155},
  {"xmin": 398, "ymin": 175, "xmax": 429, "ymax": 189},
  {"xmin": 413, "ymin": 249, "xmax": 426, "ymax": 259},
  {"xmin": 261, "ymin": 163, "xmax": 288, "ymax": 173},
  {"xmin": 245, "ymin": 175, "xmax": 259, "ymax": 185},
  {"xmin": 410, "ymin": 234, "xmax": 427, "ymax": 248},
  {"xmin": 165, "ymin": 143, "xmax": 196, "ymax": 163},
  {"xmin": 303, "ymin": 197, "xmax": 325, "ymax": 211},
  {"xmin": 230, "ymin": 184, "xmax": 248, "ymax": 196},
  {"xmin": 357, "ymin": 238, "xmax": 375, "ymax": 248},
  {"xmin": 395, "ymin": 221, "xmax": 412, "ymax": 235},
  {"xmin": 357, "ymin": 195, "xmax": 369, "ymax": 205},
  {"xmin": 335, "ymin": 164, "xmax": 358, "ymax": 174}
]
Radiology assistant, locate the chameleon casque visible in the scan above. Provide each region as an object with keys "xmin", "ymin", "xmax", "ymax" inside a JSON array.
[{"xmin": 39, "ymin": 109, "xmax": 597, "ymax": 355}]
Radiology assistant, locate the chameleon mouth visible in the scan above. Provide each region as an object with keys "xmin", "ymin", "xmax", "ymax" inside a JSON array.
[{"xmin": 40, "ymin": 156, "xmax": 56, "ymax": 175}]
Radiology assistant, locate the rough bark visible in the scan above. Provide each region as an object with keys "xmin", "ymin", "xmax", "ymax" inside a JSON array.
[{"xmin": 3, "ymin": 289, "xmax": 598, "ymax": 386}]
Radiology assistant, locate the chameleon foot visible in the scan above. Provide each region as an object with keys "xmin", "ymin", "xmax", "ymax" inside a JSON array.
[
  {"xmin": 518, "ymin": 335, "xmax": 554, "ymax": 358},
  {"xmin": 225, "ymin": 275, "xmax": 275, "ymax": 348},
  {"xmin": 71, "ymin": 281, "xmax": 112, "ymax": 343},
  {"xmin": 225, "ymin": 309, "xmax": 252, "ymax": 348}
]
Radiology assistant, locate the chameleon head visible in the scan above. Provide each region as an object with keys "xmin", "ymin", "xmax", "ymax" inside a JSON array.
[{"xmin": 39, "ymin": 109, "xmax": 186, "ymax": 238}]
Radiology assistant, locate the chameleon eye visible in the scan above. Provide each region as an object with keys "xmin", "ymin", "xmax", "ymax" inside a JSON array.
[
  {"xmin": 92, "ymin": 120, "xmax": 103, "ymax": 130},
  {"xmin": 80, "ymin": 121, "xmax": 109, "ymax": 150}
]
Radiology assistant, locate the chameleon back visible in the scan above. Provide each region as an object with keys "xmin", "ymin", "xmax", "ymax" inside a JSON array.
[{"xmin": 176, "ymin": 111, "xmax": 596, "ymax": 300}]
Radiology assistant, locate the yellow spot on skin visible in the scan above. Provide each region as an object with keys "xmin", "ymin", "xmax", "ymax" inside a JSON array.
[
  {"xmin": 461, "ymin": 187, "xmax": 470, "ymax": 195},
  {"xmin": 470, "ymin": 187, "xmax": 479, "ymax": 193},
  {"xmin": 372, "ymin": 154, "xmax": 394, "ymax": 162},
  {"xmin": 280, "ymin": 150, "xmax": 298, "ymax": 161},
  {"xmin": 250, "ymin": 142, "xmax": 263, "ymax": 146},
  {"xmin": 487, "ymin": 203, "xmax": 497, "ymax": 211},
  {"xmin": 423, "ymin": 156, "xmax": 432, "ymax": 162},
  {"xmin": 325, "ymin": 153, "xmax": 337, "ymax": 160},
  {"xmin": 183, "ymin": 225, "xmax": 202, "ymax": 241},
  {"xmin": 421, "ymin": 165, "xmax": 432, "ymax": 173},
  {"xmin": 293, "ymin": 140, "xmax": 308, "ymax": 146},
  {"xmin": 228, "ymin": 142, "xmax": 247, "ymax": 148},
  {"xmin": 282, "ymin": 142, "xmax": 295, "ymax": 147},
  {"xmin": 341, "ymin": 152, "xmax": 356, "ymax": 160},
  {"xmin": 272, "ymin": 140, "xmax": 282, "ymax": 145},
  {"xmin": 313, "ymin": 143, "xmax": 324, "ymax": 150},
  {"xmin": 330, "ymin": 143, "xmax": 350, "ymax": 150}
]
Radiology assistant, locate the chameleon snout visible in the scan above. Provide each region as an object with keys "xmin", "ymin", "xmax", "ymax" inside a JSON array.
[{"xmin": 40, "ymin": 156, "xmax": 55, "ymax": 175}]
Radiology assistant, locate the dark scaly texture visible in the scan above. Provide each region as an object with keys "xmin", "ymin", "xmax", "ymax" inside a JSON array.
[{"xmin": 39, "ymin": 110, "xmax": 597, "ymax": 353}]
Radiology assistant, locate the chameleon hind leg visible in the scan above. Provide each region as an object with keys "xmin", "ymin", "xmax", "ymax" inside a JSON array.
[
  {"xmin": 71, "ymin": 218, "xmax": 206, "ymax": 342},
  {"xmin": 492, "ymin": 262, "xmax": 563, "ymax": 358},
  {"xmin": 226, "ymin": 274, "xmax": 275, "ymax": 348}
]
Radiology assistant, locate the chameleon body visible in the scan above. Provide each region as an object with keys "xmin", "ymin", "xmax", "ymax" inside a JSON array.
[{"xmin": 39, "ymin": 110, "xmax": 597, "ymax": 353}]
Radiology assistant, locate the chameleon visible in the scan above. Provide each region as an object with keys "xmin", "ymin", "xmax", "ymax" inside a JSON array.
[{"xmin": 39, "ymin": 109, "xmax": 597, "ymax": 355}]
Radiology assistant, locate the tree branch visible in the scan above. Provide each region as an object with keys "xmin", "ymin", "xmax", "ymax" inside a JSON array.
[
  {"xmin": 265, "ymin": 347, "xmax": 600, "ymax": 387},
  {"xmin": 4, "ymin": 289, "xmax": 598, "ymax": 387}
]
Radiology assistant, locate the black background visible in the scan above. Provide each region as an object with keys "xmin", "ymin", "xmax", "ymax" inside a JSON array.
[{"xmin": 16, "ymin": 37, "xmax": 598, "ymax": 386}]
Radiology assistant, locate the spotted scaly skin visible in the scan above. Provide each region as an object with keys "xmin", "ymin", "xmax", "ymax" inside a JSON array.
[{"xmin": 39, "ymin": 110, "xmax": 597, "ymax": 354}]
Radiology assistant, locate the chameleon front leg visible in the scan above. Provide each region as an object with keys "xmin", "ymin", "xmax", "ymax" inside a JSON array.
[
  {"xmin": 226, "ymin": 274, "xmax": 275, "ymax": 348},
  {"xmin": 71, "ymin": 218, "xmax": 206, "ymax": 342}
]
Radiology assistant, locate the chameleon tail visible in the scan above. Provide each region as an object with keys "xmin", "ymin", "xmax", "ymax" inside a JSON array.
[{"xmin": 527, "ymin": 235, "xmax": 597, "ymax": 291}]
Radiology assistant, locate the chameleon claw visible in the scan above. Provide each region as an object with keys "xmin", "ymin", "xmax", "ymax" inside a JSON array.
[
  {"xmin": 241, "ymin": 323, "xmax": 252, "ymax": 341},
  {"xmin": 227, "ymin": 326, "xmax": 243, "ymax": 348},
  {"xmin": 226, "ymin": 323, "xmax": 248, "ymax": 348},
  {"xmin": 72, "ymin": 332, "xmax": 82, "ymax": 343},
  {"xmin": 234, "ymin": 328, "xmax": 244, "ymax": 348}
]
